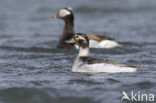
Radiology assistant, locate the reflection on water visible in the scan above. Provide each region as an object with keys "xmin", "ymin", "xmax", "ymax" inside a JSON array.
[{"xmin": 0, "ymin": 0, "xmax": 156, "ymax": 103}]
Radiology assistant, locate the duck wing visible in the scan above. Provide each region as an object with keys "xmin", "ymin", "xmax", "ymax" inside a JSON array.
[
  {"xmin": 87, "ymin": 34, "xmax": 114, "ymax": 42},
  {"xmin": 79, "ymin": 56, "xmax": 126, "ymax": 66}
]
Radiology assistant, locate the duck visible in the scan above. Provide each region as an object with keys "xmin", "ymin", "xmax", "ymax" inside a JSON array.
[
  {"xmin": 53, "ymin": 7, "xmax": 121, "ymax": 49},
  {"xmin": 66, "ymin": 33, "xmax": 138, "ymax": 73}
]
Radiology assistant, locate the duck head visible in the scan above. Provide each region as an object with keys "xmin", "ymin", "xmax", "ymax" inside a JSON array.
[
  {"xmin": 53, "ymin": 7, "xmax": 74, "ymax": 21},
  {"xmin": 67, "ymin": 33, "xmax": 89, "ymax": 48}
]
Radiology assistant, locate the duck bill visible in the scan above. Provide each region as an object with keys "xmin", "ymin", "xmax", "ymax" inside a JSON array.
[
  {"xmin": 53, "ymin": 13, "xmax": 58, "ymax": 19},
  {"xmin": 64, "ymin": 38, "xmax": 75, "ymax": 43}
]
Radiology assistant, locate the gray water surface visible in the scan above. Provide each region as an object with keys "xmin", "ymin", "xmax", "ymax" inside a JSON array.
[{"xmin": 0, "ymin": 0, "xmax": 156, "ymax": 103}]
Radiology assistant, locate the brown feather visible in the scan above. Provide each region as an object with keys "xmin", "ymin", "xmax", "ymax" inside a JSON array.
[
  {"xmin": 79, "ymin": 56, "xmax": 138, "ymax": 69},
  {"xmin": 80, "ymin": 56, "xmax": 126, "ymax": 66},
  {"xmin": 86, "ymin": 34, "xmax": 108, "ymax": 42},
  {"xmin": 104, "ymin": 60, "xmax": 126, "ymax": 66}
]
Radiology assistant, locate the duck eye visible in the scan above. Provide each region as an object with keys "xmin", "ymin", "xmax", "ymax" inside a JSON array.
[{"xmin": 75, "ymin": 36, "xmax": 79, "ymax": 38}]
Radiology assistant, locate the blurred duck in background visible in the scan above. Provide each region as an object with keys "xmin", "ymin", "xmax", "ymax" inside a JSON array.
[{"xmin": 53, "ymin": 7, "xmax": 121, "ymax": 49}]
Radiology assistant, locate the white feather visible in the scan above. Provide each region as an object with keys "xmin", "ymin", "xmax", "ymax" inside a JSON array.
[
  {"xmin": 78, "ymin": 47, "xmax": 89, "ymax": 57},
  {"xmin": 89, "ymin": 40, "xmax": 121, "ymax": 48},
  {"xmin": 72, "ymin": 62, "xmax": 137, "ymax": 73},
  {"xmin": 74, "ymin": 44, "xmax": 79, "ymax": 49},
  {"xmin": 59, "ymin": 9, "xmax": 71, "ymax": 17}
]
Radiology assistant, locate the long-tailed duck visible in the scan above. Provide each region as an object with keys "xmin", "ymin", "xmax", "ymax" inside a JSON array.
[
  {"xmin": 53, "ymin": 7, "xmax": 121, "ymax": 49},
  {"xmin": 66, "ymin": 33, "xmax": 137, "ymax": 73}
]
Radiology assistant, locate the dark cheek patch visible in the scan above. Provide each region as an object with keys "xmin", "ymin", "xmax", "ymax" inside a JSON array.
[
  {"xmin": 78, "ymin": 40, "xmax": 88, "ymax": 48},
  {"xmin": 78, "ymin": 40, "xmax": 83, "ymax": 45}
]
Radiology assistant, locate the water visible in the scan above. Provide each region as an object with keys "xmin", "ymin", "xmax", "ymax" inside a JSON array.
[{"xmin": 0, "ymin": 0, "xmax": 156, "ymax": 103}]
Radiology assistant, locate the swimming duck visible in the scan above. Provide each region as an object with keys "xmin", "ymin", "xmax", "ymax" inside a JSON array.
[
  {"xmin": 66, "ymin": 33, "xmax": 137, "ymax": 73},
  {"xmin": 53, "ymin": 7, "xmax": 121, "ymax": 49}
]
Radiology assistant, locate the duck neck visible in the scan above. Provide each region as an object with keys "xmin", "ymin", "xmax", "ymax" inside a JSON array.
[
  {"xmin": 63, "ymin": 18, "xmax": 74, "ymax": 34},
  {"xmin": 59, "ymin": 18, "xmax": 74, "ymax": 45},
  {"xmin": 78, "ymin": 47, "xmax": 90, "ymax": 57}
]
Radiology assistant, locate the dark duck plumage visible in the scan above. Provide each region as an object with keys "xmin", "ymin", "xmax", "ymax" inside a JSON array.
[{"xmin": 54, "ymin": 8, "xmax": 75, "ymax": 48}]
